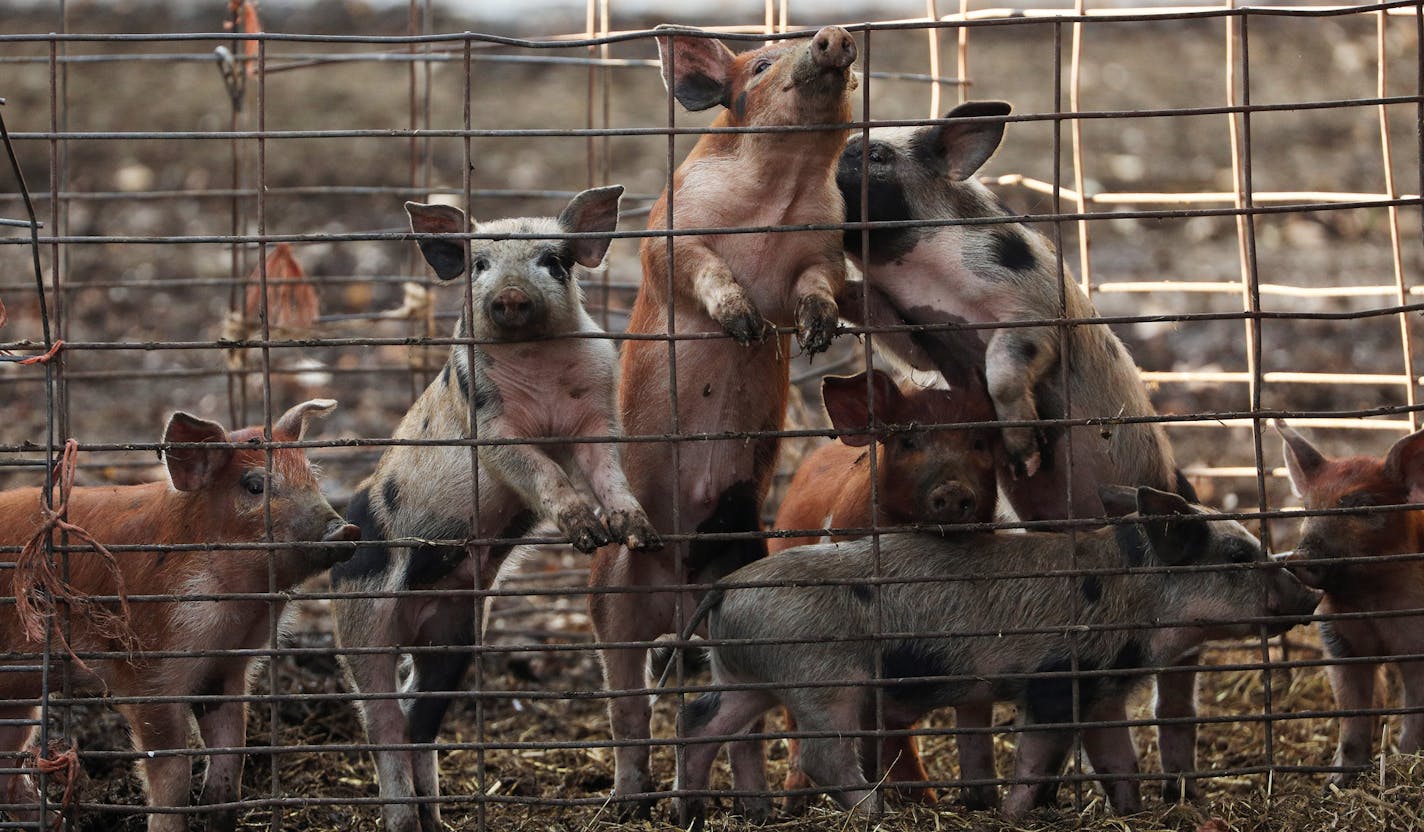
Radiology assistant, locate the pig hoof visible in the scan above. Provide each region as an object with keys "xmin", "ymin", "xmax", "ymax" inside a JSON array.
[
  {"xmin": 1160, "ymin": 776, "xmax": 1200, "ymax": 803},
  {"xmin": 1325, "ymin": 769, "xmax": 1365, "ymax": 792},
  {"xmin": 960, "ymin": 784, "xmax": 999, "ymax": 811},
  {"xmin": 733, "ymin": 795, "xmax": 772, "ymax": 823},
  {"xmin": 675, "ymin": 797, "xmax": 707, "ymax": 831},
  {"xmin": 606, "ymin": 508, "xmax": 663, "ymax": 551},
  {"xmin": 613, "ymin": 796, "xmax": 656, "ymax": 822},
  {"xmin": 558, "ymin": 505, "xmax": 611, "ymax": 553},
  {"xmin": 714, "ymin": 293, "xmax": 767, "ymax": 345},
  {"xmin": 794, "ymin": 294, "xmax": 839, "ymax": 355}
]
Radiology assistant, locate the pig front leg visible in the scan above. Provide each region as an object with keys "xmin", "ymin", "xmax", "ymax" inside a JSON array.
[
  {"xmin": 674, "ymin": 240, "xmax": 766, "ymax": 345},
  {"xmin": 195, "ymin": 679, "xmax": 251, "ymax": 832},
  {"xmin": 482, "ymin": 441, "xmax": 610, "ymax": 553},
  {"xmin": 985, "ymin": 326, "xmax": 1059, "ymax": 479},
  {"xmin": 792, "ymin": 259, "xmax": 845, "ymax": 355},
  {"xmin": 1079, "ymin": 700, "xmax": 1143, "ymax": 815},
  {"xmin": 573, "ymin": 437, "xmax": 661, "ymax": 551},
  {"xmin": 1001, "ymin": 724, "xmax": 1074, "ymax": 820},
  {"xmin": 1325, "ymin": 659, "xmax": 1379, "ymax": 787},
  {"xmin": 119, "ymin": 702, "xmax": 196, "ymax": 832},
  {"xmin": 1397, "ymin": 659, "xmax": 1424, "ymax": 756},
  {"xmin": 1154, "ymin": 652, "xmax": 1202, "ymax": 801},
  {"xmin": 835, "ymin": 280, "xmax": 938, "ymax": 373}
]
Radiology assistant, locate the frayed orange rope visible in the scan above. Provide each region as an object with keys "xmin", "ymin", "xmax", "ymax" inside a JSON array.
[
  {"xmin": 13, "ymin": 440, "xmax": 139, "ymax": 674},
  {"xmin": 16, "ymin": 339, "xmax": 63, "ymax": 366},
  {"xmin": 29, "ymin": 741, "xmax": 79, "ymax": 831}
]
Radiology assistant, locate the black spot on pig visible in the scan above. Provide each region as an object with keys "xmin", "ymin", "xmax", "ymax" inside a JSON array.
[
  {"xmin": 882, "ymin": 642, "xmax": 967, "ymax": 710},
  {"xmin": 1109, "ymin": 641, "xmax": 1145, "ymax": 672},
  {"xmin": 454, "ymin": 359, "xmax": 473, "ymax": 402},
  {"xmin": 408, "ymin": 618, "xmax": 476, "ymax": 743},
  {"xmin": 1318, "ymin": 621, "xmax": 1351, "ymax": 658},
  {"xmin": 837, "ymin": 143, "xmax": 919, "ymax": 265},
  {"xmin": 1115, "ymin": 523, "xmax": 1150, "ymax": 568},
  {"xmin": 440, "ymin": 363, "xmax": 452, "ymax": 389},
  {"xmin": 402, "ymin": 516, "xmax": 474, "ymax": 587},
  {"xmin": 689, "ymin": 481, "xmax": 767, "ymax": 582},
  {"xmin": 990, "ymin": 228, "xmax": 1036, "ymax": 272},
  {"xmin": 488, "ymin": 510, "xmax": 539, "ymax": 566},
  {"xmin": 382, "ymin": 479, "xmax": 402, "ymax": 517},
  {"xmin": 849, "ymin": 583, "xmax": 873, "ymax": 603},
  {"xmin": 331, "ymin": 487, "xmax": 390, "ymax": 585},
  {"xmin": 682, "ymin": 691, "xmax": 722, "ymax": 732},
  {"xmin": 1024, "ymin": 655, "xmax": 1104, "ymax": 725},
  {"xmin": 732, "ymin": 92, "xmax": 748, "ymax": 122},
  {"xmin": 1080, "ymin": 575, "xmax": 1102, "ymax": 604}
]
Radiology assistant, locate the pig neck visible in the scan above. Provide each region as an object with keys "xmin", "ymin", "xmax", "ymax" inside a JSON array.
[{"xmin": 684, "ymin": 114, "xmax": 846, "ymax": 201}]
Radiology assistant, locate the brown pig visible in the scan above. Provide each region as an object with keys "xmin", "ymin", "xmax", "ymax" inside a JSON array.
[
  {"xmin": 0, "ymin": 401, "xmax": 358, "ymax": 832},
  {"xmin": 1276, "ymin": 420, "xmax": 1424, "ymax": 786},
  {"xmin": 588, "ymin": 24, "xmax": 858, "ymax": 815},
  {"xmin": 771, "ymin": 368, "xmax": 1000, "ymax": 808}
]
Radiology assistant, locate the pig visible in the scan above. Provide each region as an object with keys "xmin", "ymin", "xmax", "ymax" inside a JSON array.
[
  {"xmin": 0, "ymin": 400, "xmax": 358, "ymax": 832},
  {"xmin": 671, "ymin": 485, "xmax": 1320, "ymax": 827},
  {"xmin": 586, "ymin": 25, "xmax": 857, "ymax": 815},
  {"xmin": 835, "ymin": 99, "xmax": 1209, "ymax": 799},
  {"xmin": 771, "ymin": 369, "xmax": 1000, "ymax": 808},
  {"xmin": 329, "ymin": 187, "xmax": 657, "ymax": 832},
  {"xmin": 1276, "ymin": 420, "xmax": 1424, "ymax": 786}
]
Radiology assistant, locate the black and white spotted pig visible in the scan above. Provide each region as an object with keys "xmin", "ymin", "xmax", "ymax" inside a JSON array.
[
  {"xmin": 835, "ymin": 100, "xmax": 1212, "ymax": 800},
  {"xmin": 671, "ymin": 486, "xmax": 1319, "ymax": 826},
  {"xmin": 331, "ymin": 186, "xmax": 659, "ymax": 832}
]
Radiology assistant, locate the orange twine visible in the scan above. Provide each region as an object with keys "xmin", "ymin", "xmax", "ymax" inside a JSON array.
[
  {"xmin": 12, "ymin": 439, "xmax": 139, "ymax": 674},
  {"xmin": 16, "ymin": 339, "xmax": 63, "ymax": 366},
  {"xmin": 31, "ymin": 741, "xmax": 79, "ymax": 831}
]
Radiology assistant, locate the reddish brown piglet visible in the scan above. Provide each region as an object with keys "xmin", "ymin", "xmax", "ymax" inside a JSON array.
[
  {"xmin": 588, "ymin": 24, "xmax": 857, "ymax": 816},
  {"xmin": 0, "ymin": 401, "xmax": 358, "ymax": 832},
  {"xmin": 1276, "ymin": 420, "xmax": 1423, "ymax": 787},
  {"xmin": 771, "ymin": 369, "xmax": 999, "ymax": 809}
]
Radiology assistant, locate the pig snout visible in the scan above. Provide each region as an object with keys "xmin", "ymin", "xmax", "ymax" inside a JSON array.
[
  {"xmin": 925, "ymin": 481, "xmax": 978, "ymax": 524},
  {"xmin": 1276, "ymin": 547, "xmax": 1332, "ymax": 591},
  {"xmin": 811, "ymin": 26, "xmax": 856, "ymax": 71},
  {"xmin": 1261, "ymin": 560, "xmax": 1322, "ymax": 635},
  {"xmin": 323, "ymin": 520, "xmax": 361, "ymax": 543},
  {"xmin": 488, "ymin": 286, "xmax": 537, "ymax": 331}
]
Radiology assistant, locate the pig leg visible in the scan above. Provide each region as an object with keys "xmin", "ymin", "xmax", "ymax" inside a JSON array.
[
  {"xmin": 0, "ymin": 707, "xmax": 39, "ymax": 824},
  {"xmin": 481, "ymin": 441, "xmax": 610, "ymax": 553},
  {"xmin": 675, "ymin": 689, "xmax": 776, "ymax": 830},
  {"xmin": 674, "ymin": 241, "xmax": 766, "ymax": 345},
  {"xmin": 793, "ymin": 695, "xmax": 880, "ymax": 813},
  {"xmin": 406, "ymin": 601, "xmax": 477, "ymax": 832},
  {"xmin": 573, "ymin": 438, "xmax": 660, "ymax": 551},
  {"xmin": 1396, "ymin": 660, "xmax": 1424, "ymax": 755},
  {"xmin": 780, "ymin": 709, "xmax": 814, "ymax": 814},
  {"xmin": 879, "ymin": 725, "xmax": 936, "ymax": 804},
  {"xmin": 954, "ymin": 702, "xmax": 1000, "ymax": 810},
  {"xmin": 1325, "ymin": 659, "xmax": 1379, "ymax": 787},
  {"xmin": 1154, "ymin": 651, "xmax": 1201, "ymax": 801},
  {"xmin": 835, "ymin": 280, "xmax": 938, "ymax": 374},
  {"xmin": 792, "ymin": 260, "xmax": 845, "ymax": 356},
  {"xmin": 194, "ymin": 681, "xmax": 250, "ymax": 832},
  {"xmin": 985, "ymin": 326, "xmax": 1059, "ymax": 479},
  {"xmin": 1079, "ymin": 700, "xmax": 1143, "ymax": 815},
  {"xmin": 1002, "ymin": 724, "xmax": 1074, "ymax": 820},
  {"xmin": 727, "ymin": 720, "xmax": 771, "ymax": 822},
  {"xmin": 120, "ymin": 702, "xmax": 195, "ymax": 832}
]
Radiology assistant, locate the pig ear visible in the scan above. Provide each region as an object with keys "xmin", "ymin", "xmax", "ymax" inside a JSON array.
[
  {"xmin": 163, "ymin": 412, "xmax": 233, "ymax": 492},
  {"xmin": 1383, "ymin": 427, "xmax": 1424, "ymax": 503},
  {"xmin": 1274, "ymin": 419, "xmax": 1325, "ymax": 498},
  {"xmin": 928, "ymin": 101, "xmax": 1012, "ymax": 181},
  {"xmin": 1135, "ymin": 486, "xmax": 1209, "ymax": 567},
  {"xmin": 822, "ymin": 370, "xmax": 903, "ymax": 448},
  {"xmin": 1098, "ymin": 484, "xmax": 1139, "ymax": 518},
  {"xmin": 655, "ymin": 26, "xmax": 735, "ymax": 112},
  {"xmin": 274, "ymin": 398, "xmax": 338, "ymax": 441},
  {"xmin": 405, "ymin": 201, "xmax": 467, "ymax": 281},
  {"xmin": 558, "ymin": 185, "xmax": 624, "ymax": 268}
]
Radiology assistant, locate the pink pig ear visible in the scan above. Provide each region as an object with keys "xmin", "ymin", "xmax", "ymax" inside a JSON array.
[
  {"xmin": 405, "ymin": 201, "xmax": 467, "ymax": 281},
  {"xmin": 655, "ymin": 25, "xmax": 735, "ymax": 112},
  {"xmin": 163, "ymin": 412, "xmax": 232, "ymax": 492},
  {"xmin": 930, "ymin": 100, "xmax": 1012, "ymax": 181},
  {"xmin": 1384, "ymin": 427, "xmax": 1424, "ymax": 503},
  {"xmin": 1274, "ymin": 419, "xmax": 1326, "ymax": 498},
  {"xmin": 274, "ymin": 398, "xmax": 338, "ymax": 441},
  {"xmin": 822, "ymin": 370, "xmax": 904, "ymax": 447},
  {"xmin": 558, "ymin": 185, "xmax": 624, "ymax": 268}
]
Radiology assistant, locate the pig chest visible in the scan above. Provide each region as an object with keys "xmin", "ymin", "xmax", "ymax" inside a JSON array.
[
  {"xmin": 481, "ymin": 336, "xmax": 615, "ymax": 439},
  {"xmin": 865, "ymin": 232, "xmax": 1019, "ymax": 339}
]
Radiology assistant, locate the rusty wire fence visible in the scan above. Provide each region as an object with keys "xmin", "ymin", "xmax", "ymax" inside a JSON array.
[{"xmin": 1, "ymin": 1, "xmax": 1423, "ymax": 830}]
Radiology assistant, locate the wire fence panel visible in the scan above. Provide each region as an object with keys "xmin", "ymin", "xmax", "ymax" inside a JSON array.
[{"xmin": 1, "ymin": 2, "xmax": 1423, "ymax": 831}]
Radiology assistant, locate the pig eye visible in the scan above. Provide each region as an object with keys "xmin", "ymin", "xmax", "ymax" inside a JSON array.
[
  {"xmin": 898, "ymin": 435, "xmax": 920, "ymax": 451},
  {"xmin": 472, "ymin": 256, "xmax": 491, "ymax": 274},
  {"xmin": 752, "ymin": 58, "xmax": 773, "ymax": 75},
  {"xmin": 1338, "ymin": 492, "xmax": 1377, "ymax": 509},
  {"xmin": 240, "ymin": 471, "xmax": 266, "ymax": 496},
  {"xmin": 539, "ymin": 252, "xmax": 570, "ymax": 281},
  {"xmin": 868, "ymin": 146, "xmax": 888, "ymax": 164}
]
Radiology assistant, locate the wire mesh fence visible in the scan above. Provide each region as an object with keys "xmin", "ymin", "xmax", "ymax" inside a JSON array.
[{"xmin": 1, "ymin": 1, "xmax": 1423, "ymax": 830}]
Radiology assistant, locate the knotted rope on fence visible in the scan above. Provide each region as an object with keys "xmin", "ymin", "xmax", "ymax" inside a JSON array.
[{"xmin": 12, "ymin": 439, "xmax": 140, "ymax": 673}]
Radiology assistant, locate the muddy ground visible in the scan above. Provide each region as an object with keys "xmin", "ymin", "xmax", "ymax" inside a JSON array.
[{"xmin": 1, "ymin": 1, "xmax": 1423, "ymax": 830}]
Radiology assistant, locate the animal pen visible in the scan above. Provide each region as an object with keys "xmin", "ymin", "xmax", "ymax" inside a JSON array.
[{"xmin": 1, "ymin": 0, "xmax": 1423, "ymax": 830}]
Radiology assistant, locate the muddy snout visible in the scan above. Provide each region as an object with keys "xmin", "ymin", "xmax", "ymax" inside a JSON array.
[
  {"xmin": 1274, "ymin": 547, "xmax": 1332, "ymax": 592},
  {"xmin": 925, "ymin": 480, "xmax": 979, "ymax": 525},
  {"xmin": 487, "ymin": 286, "xmax": 544, "ymax": 333},
  {"xmin": 812, "ymin": 26, "xmax": 856, "ymax": 70}
]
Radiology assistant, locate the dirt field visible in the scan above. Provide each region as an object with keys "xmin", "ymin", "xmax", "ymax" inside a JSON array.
[{"xmin": 2, "ymin": 1, "xmax": 1424, "ymax": 830}]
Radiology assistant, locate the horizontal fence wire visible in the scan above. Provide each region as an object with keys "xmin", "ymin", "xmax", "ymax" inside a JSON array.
[{"xmin": 1, "ymin": 1, "xmax": 1422, "ymax": 831}]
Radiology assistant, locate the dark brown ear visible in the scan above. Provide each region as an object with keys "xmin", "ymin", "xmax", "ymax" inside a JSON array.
[
  {"xmin": 1384, "ymin": 427, "xmax": 1424, "ymax": 503},
  {"xmin": 1275, "ymin": 419, "xmax": 1326, "ymax": 498},
  {"xmin": 822, "ymin": 370, "xmax": 904, "ymax": 448},
  {"xmin": 928, "ymin": 101, "xmax": 1012, "ymax": 181},
  {"xmin": 1135, "ymin": 486, "xmax": 1208, "ymax": 567},
  {"xmin": 163, "ymin": 412, "xmax": 232, "ymax": 492},
  {"xmin": 655, "ymin": 26, "xmax": 735, "ymax": 112},
  {"xmin": 558, "ymin": 185, "xmax": 624, "ymax": 268},
  {"xmin": 405, "ymin": 201, "xmax": 467, "ymax": 281},
  {"xmin": 1098, "ymin": 484, "xmax": 1139, "ymax": 518}
]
